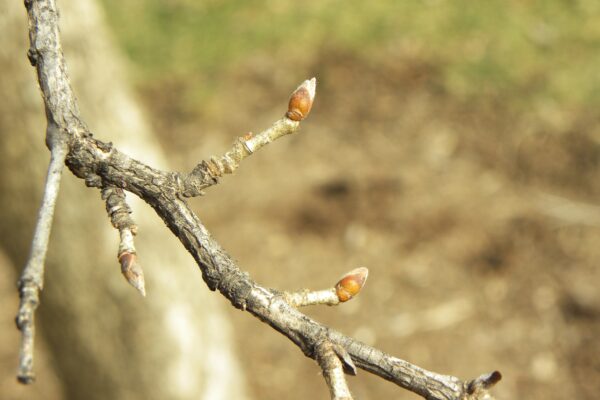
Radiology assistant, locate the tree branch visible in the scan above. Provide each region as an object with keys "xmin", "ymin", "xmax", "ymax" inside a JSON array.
[
  {"xmin": 16, "ymin": 0, "xmax": 77, "ymax": 381},
  {"xmin": 15, "ymin": 128, "xmax": 68, "ymax": 383},
  {"xmin": 101, "ymin": 186, "xmax": 145, "ymax": 296},
  {"xmin": 284, "ymin": 267, "xmax": 369, "ymax": 307},
  {"xmin": 316, "ymin": 341, "xmax": 354, "ymax": 400},
  {"xmin": 181, "ymin": 78, "xmax": 315, "ymax": 197},
  {"xmin": 18, "ymin": 0, "xmax": 501, "ymax": 398}
]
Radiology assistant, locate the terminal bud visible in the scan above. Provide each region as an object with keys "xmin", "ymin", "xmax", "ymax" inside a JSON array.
[
  {"xmin": 335, "ymin": 267, "xmax": 368, "ymax": 302},
  {"xmin": 286, "ymin": 77, "xmax": 316, "ymax": 121}
]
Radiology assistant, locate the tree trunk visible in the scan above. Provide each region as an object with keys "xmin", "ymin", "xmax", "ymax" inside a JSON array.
[{"xmin": 0, "ymin": 1, "xmax": 247, "ymax": 399}]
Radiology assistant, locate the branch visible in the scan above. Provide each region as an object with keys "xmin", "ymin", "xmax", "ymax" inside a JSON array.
[
  {"xmin": 16, "ymin": 125, "xmax": 68, "ymax": 383},
  {"xmin": 19, "ymin": 1, "xmax": 501, "ymax": 398},
  {"xmin": 68, "ymin": 93, "xmax": 503, "ymax": 400},
  {"xmin": 181, "ymin": 78, "xmax": 315, "ymax": 197},
  {"xmin": 285, "ymin": 267, "xmax": 369, "ymax": 307},
  {"xmin": 316, "ymin": 341, "xmax": 354, "ymax": 400},
  {"xmin": 101, "ymin": 186, "xmax": 145, "ymax": 296},
  {"xmin": 15, "ymin": 0, "xmax": 77, "ymax": 381}
]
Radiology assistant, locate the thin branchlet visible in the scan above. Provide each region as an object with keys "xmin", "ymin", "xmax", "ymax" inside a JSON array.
[{"xmin": 101, "ymin": 186, "xmax": 145, "ymax": 296}]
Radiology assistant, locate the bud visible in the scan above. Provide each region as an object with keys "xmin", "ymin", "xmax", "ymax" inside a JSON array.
[
  {"xmin": 119, "ymin": 252, "xmax": 146, "ymax": 296},
  {"xmin": 335, "ymin": 267, "xmax": 369, "ymax": 302},
  {"xmin": 286, "ymin": 77, "xmax": 316, "ymax": 121}
]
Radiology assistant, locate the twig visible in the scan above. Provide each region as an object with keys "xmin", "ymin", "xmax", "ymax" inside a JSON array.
[
  {"xmin": 20, "ymin": 1, "xmax": 502, "ymax": 398},
  {"xmin": 316, "ymin": 341, "xmax": 354, "ymax": 400},
  {"xmin": 181, "ymin": 78, "xmax": 316, "ymax": 197},
  {"xmin": 101, "ymin": 186, "xmax": 145, "ymax": 296},
  {"xmin": 15, "ymin": 125, "xmax": 68, "ymax": 383},
  {"xmin": 285, "ymin": 288, "xmax": 340, "ymax": 307},
  {"xmin": 285, "ymin": 267, "xmax": 369, "ymax": 307}
]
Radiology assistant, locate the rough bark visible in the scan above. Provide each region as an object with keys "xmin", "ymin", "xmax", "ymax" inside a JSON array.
[{"xmin": 0, "ymin": 1, "xmax": 246, "ymax": 399}]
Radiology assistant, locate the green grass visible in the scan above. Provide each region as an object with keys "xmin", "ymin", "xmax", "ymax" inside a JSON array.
[{"xmin": 100, "ymin": 0, "xmax": 600, "ymax": 109}]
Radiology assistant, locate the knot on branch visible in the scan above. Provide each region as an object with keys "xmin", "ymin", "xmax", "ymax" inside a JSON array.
[
  {"xmin": 210, "ymin": 258, "xmax": 253, "ymax": 310},
  {"xmin": 102, "ymin": 187, "xmax": 136, "ymax": 232},
  {"xmin": 27, "ymin": 47, "xmax": 38, "ymax": 66}
]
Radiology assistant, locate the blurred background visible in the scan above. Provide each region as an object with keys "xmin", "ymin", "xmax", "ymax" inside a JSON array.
[{"xmin": 1, "ymin": 0, "xmax": 600, "ymax": 399}]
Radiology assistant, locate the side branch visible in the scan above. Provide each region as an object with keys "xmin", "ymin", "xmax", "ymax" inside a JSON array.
[
  {"xmin": 101, "ymin": 186, "xmax": 145, "ymax": 296},
  {"xmin": 181, "ymin": 78, "xmax": 316, "ymax": 197},
  {"xmin": 316, "ymin": 341, "xmax": 354, "ymax": 400},
  {"xmin": 16, "ymin": 127, "xmax": 68, "ymax": 383},
  {"xmin": 285, "ymin": 267, "xmax": 369, "ymax": 307}
]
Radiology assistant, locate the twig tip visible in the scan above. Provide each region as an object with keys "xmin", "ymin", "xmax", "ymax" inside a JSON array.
[
  {"xmin": 119, "ymin": 252, "xmax": 147, "ymax": 297},
  {"xmin": 467, "ymin": 370, "xmax": 502, "ymax": 395},
  {"xmin": 335, "ymin": 267, "xmax": 369, "ymax": 302},
  {"xmin": 286, "ymin": 78, "xmax": 317, "ymax": 121}
]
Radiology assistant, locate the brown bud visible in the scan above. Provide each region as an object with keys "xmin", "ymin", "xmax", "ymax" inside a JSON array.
[
  {"xmin": 119, "ymin": 252, "xmax": 146, "ymax": 297},
  {"xmin": 286, "ymin": 77, "xmax": 316, "ymax": 121},
  {"xmin": 335, "ymin": 267, "xmax": 369, "ymax": 302}
]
